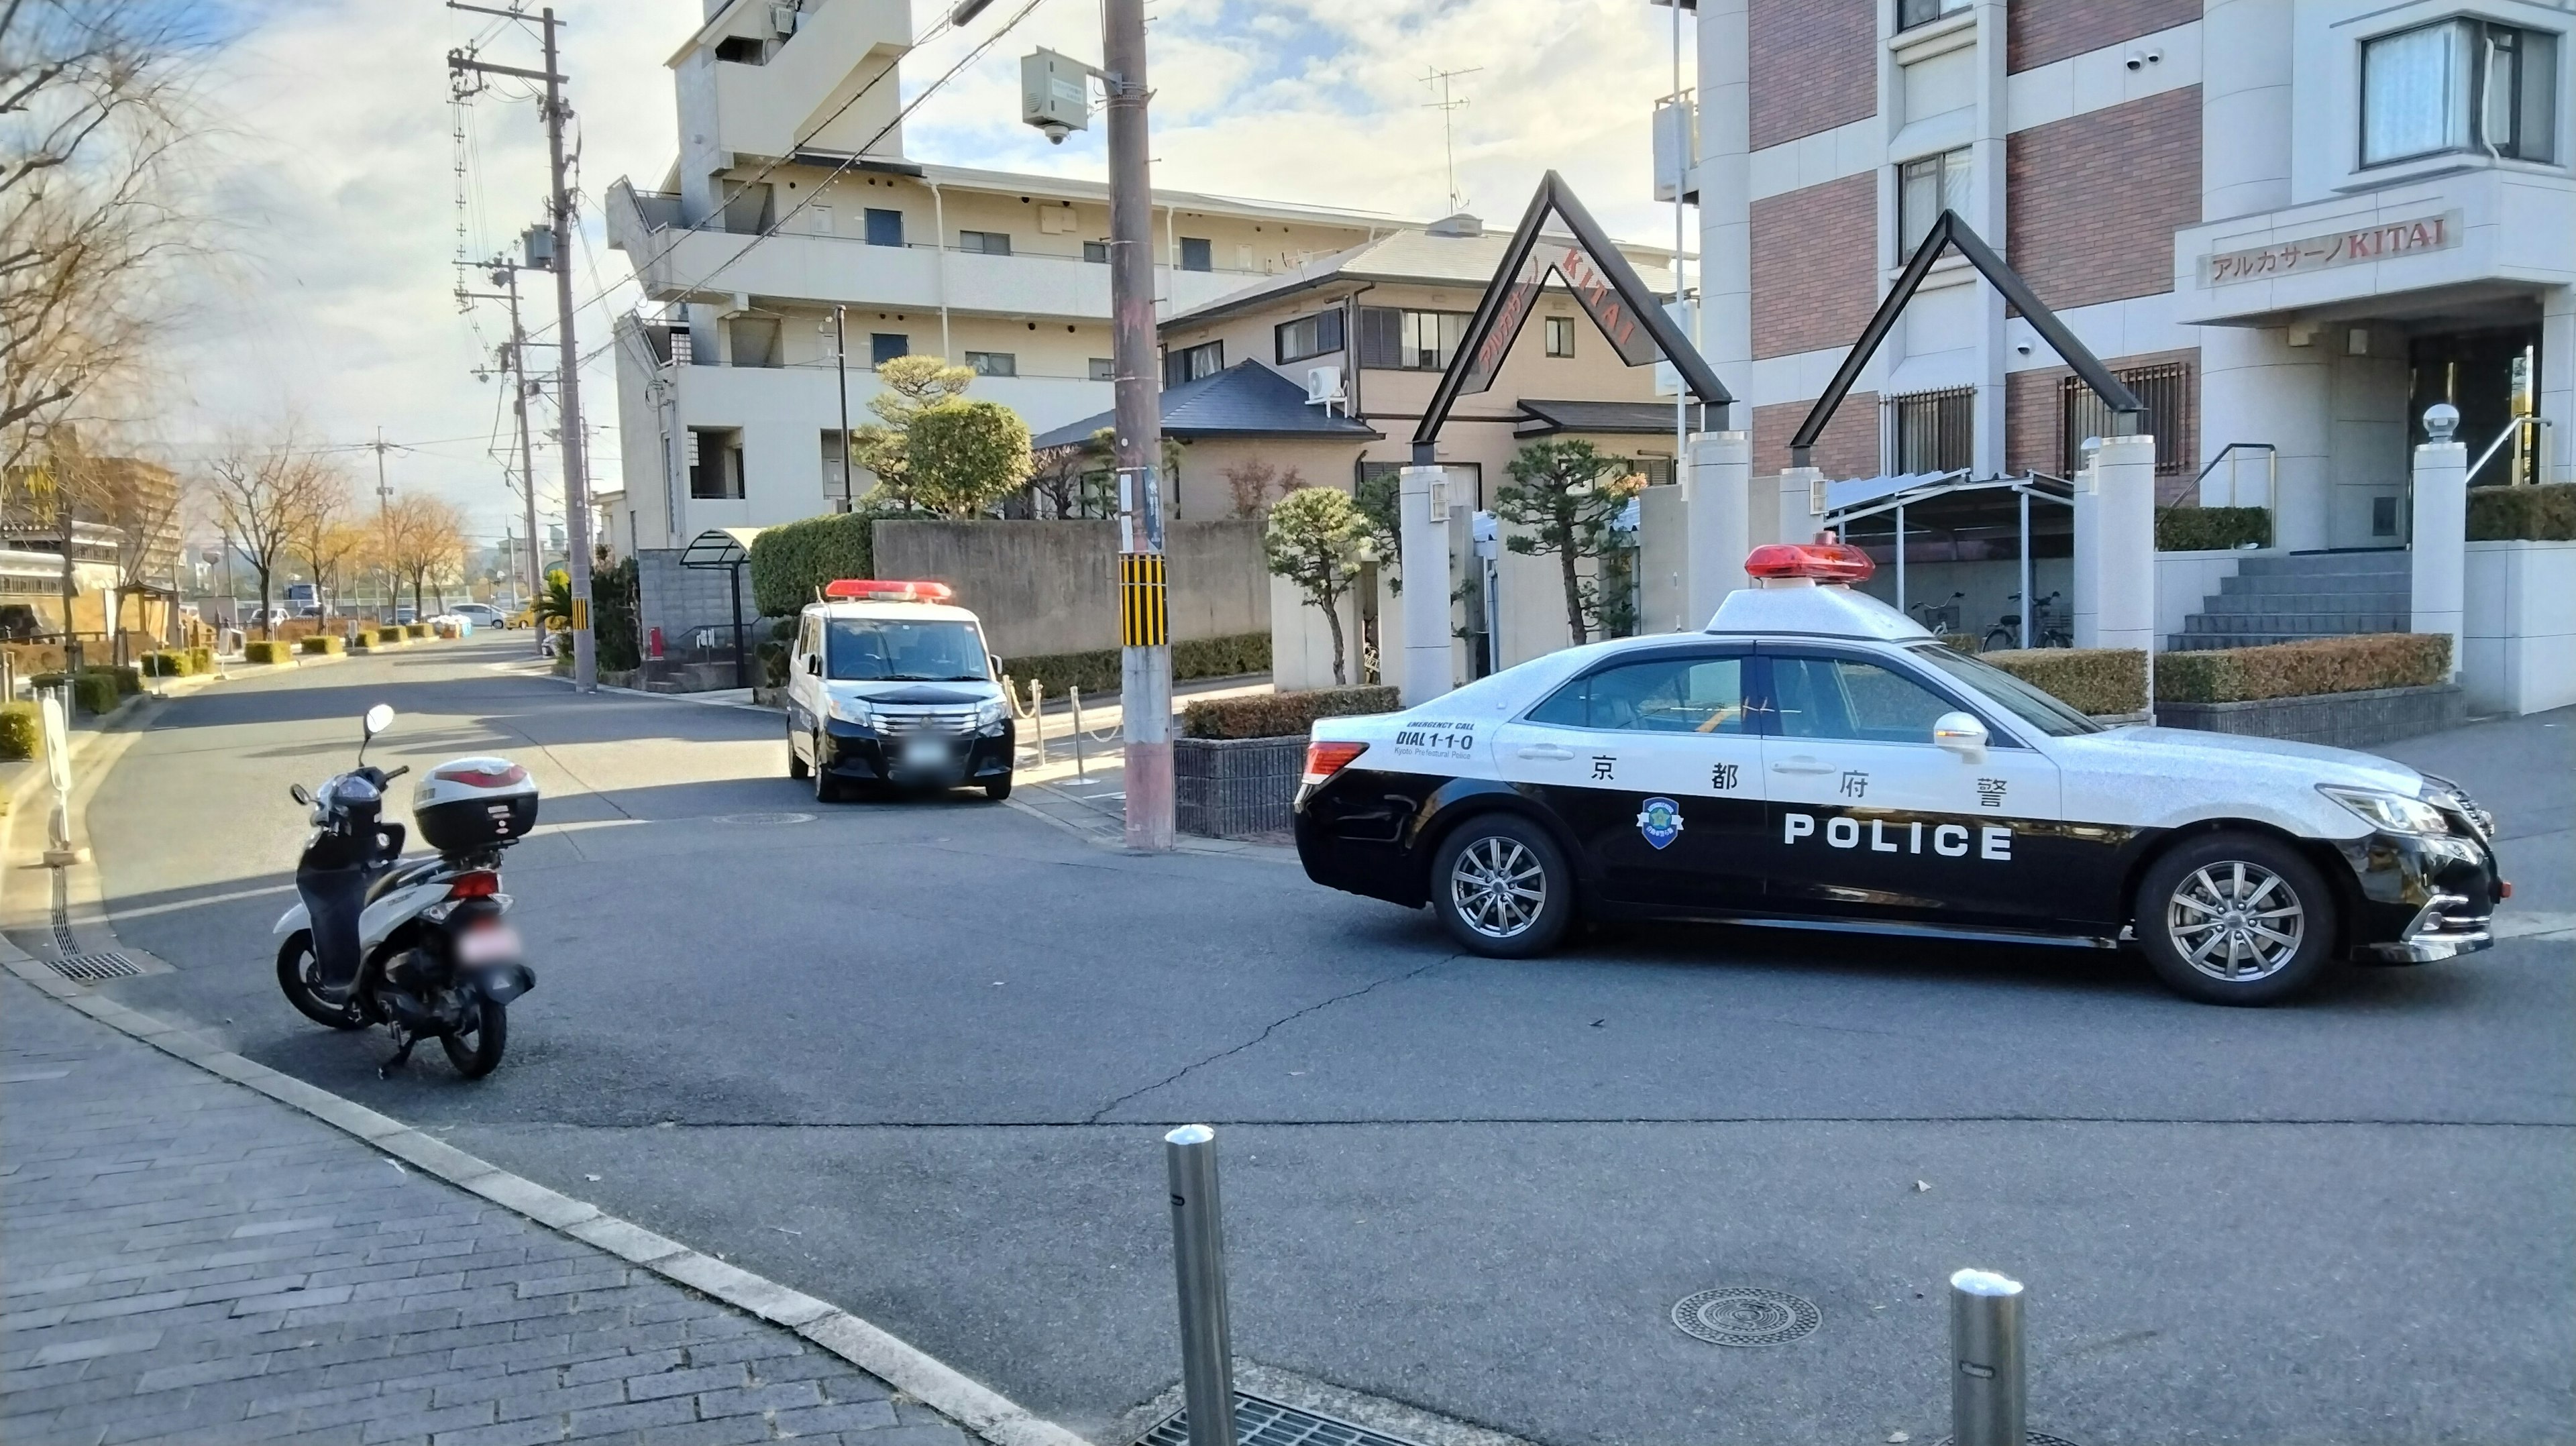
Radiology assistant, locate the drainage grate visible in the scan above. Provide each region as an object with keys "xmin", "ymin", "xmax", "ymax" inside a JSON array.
[
  {"xmin": 1138, "ymin": 1394, "xmax": 1427, "ymax": 1446},
  {"xmin": 1671, "ymin": 1287, "xmax": 1822, "ymax": 1347},
  {"xmin": 49, "ymin": 952, "xmax": 142, "ymax": 982}
]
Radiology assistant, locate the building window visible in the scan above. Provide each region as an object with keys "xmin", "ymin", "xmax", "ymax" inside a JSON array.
[
  {"xmin": 865, "ymin": 208, "xmax": 904, "ymax": 247},
  {"xmin": 1358, "ymin": 307, "xmax": 1470, "ymax": 370},
  {"xmin": 1897, "ymin": 148, "xmax": 1972, "ymax": 260},
  {"xmin": 1897, "ymin": 0, "xmax": 1970, "ymax": 30},
  {"xmin": 1636, "ymin": 455, "xmax": 1676, "ymax": 486},
  {"xmin": 869, "ymin": 332, "xmax": 908, "ymax": 367},
  {"xmin": 1886, "ymin": 388, "xmax": 1974, "ymax": 475},
  {"xmin": 2362, "ymin": 19, "xmax": 2557, "ymax": 166},
  {"xmin": 1163, "ymin": 340, "xmax": 1224, "ymax": 387},
  {"xmin": 1083, "ymin": 239, "xmax": 1110, "ymax": 263},
  {"xmin": 965, "ymin": 351, "xmax": 1017, "ymax": 377},
  {"xmin": 714, "ymin": 34, "xmax": 767, "ymax": 64},
  {"xmin": 1089, "ymin": 357, "xmax": 1116, "ymax": 382},
  {"xmin": 1178, "ymin": 236, "xmax": 1212, "ymax": 272},
  {"xmin": 1544, "ymin": 315, "xmax": 1576, "ymax": 357},
  {"xmin": 1275, "ymin": 309, "xmax": 1346, "ymax": 365},
  {"xmin": 687, "ymin": 427, "xmax": 744, "ymax": 500},
  {"xmin": 2061, "ymin": 361, "xmax": 2194, "ymax": 478},
  {"xmin": 726, "ymin": 315, "xmax": 781, "ymax": 368},
  {"xmin": 959, "ymin": 229, "xmax": 1012, "ymax": 256}
]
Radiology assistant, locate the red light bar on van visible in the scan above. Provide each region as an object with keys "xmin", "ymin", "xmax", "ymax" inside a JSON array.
[
  {"xmin": 1743, "ymin": 542, "xmax": 1874, "ymax": 583},
  {"xmin": 822, "ymin": 579, "xmax": 955, "ymax": 604}
]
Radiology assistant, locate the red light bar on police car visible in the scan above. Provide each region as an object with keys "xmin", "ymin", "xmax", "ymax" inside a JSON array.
[
  {"xmin": 1743, "ymin": 542, "xmax": 1874, "ymax": 583},
  {"xmin": 822, "ymin": 579, "xmax": 955, "ymax": 604}
]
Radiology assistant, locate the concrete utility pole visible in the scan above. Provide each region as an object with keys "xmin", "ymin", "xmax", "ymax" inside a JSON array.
[
  {"xmin": 449, "ymin": 2, "xmax": 595, "ymax": 689},
  {"xmin": 364, "ymin": 428, "xmax": 397, "ymax": 618},
  {"xmin": 458, "ymin": 245, "xmax": 547, "ymax": 647},
  {"xmin": 1104, "ymin": 0, "xmax": 1173, "ymax": 851}
]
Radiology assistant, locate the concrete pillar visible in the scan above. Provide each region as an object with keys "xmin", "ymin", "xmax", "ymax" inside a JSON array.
[
  {"xmin": 2074, "ymin": 434, "xmax": 2156, "ymax": 653},
  {"xmin": 1399, "ymin": 463, "xmax": 1452, "ymax": 706},
  {"xmin": 1684, "ymin": 431, "xmax": 1751, "ymax": 627},
  {"xmin": 2200, "ymin": 326, "xmax": 2331, "ymax": 551},
  {"xmin": 1778, "ymin": 466, "xmax": 1826, "ymax": 545},
  {"xmin": 1696, "ymin": 0, "xmax": 1751, "ymax": 387},
  {"xmin": 2542, "ymin": 286, "xmax": 2575, "ymax": 487},
  {"xmin": 2410, "ymin": 425, "xmax": 2468, "ymax": 680}
]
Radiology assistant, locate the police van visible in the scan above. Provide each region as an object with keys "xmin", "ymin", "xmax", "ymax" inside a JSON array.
[
  {"xmin": 783, "ymin": 579, "xmax": 1015, "ymax": 803},
  {"xmin": 1293, "ymin": 543, "xmax": 2505, "ymax": 1005}
]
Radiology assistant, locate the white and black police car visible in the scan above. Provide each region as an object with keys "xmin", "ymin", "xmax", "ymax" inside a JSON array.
[{"xmin": 1293, "ymin": 542, "xmax": 2506, "ymax": 1005}]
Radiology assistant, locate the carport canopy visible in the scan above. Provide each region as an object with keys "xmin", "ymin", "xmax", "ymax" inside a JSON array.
[{"xmin": 678, "ymin": 526, "xmax": 763, "ymax": 571}]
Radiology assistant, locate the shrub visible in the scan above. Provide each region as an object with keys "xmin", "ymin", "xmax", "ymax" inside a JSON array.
[
  {"xmin": 749, "ymin": 510, "xmax": 875, "ymax": 616},
  {"xmin": 755, "ymin": 638, "xmax": 791, "ymax": 687},
  {"xmin": 33, "ymin": 669, "xmax": 120, "ymax": 714},
  {"xmin": 376, "ymin": 627, "xmax": 405, "ymax": 645},
  {"xmin": 1172, "ymin": 631, "xmax": 1271, "ymax": 680},
  {"xmin": 244, "ymin": 640, "xmax": 291, "ymax": 665},
  {"xmin": 406, "ymin": 623, "xmax": 431, "ymax": 639},
  {"xmin": 2157, "ymin": 506, "xmax": 2272, "ymax": 551},
  {"xmin": 1980, "ymin": 648, "xmax": 2147, "ymax": 716},
  {"xmin": 594, "ymin": 557, "xmax": 643, "ymax": 671},
  {"xmin": 2157, "ymin": 632, "xmax": 2451, "ymax": 704},
  {"xmin": 2466, "ymin": 484, "xmax": 2576, "ymax": 541},
  {"xmin": 141, "ymin": 651, "xmax": 191, "ymax": 677},
  {"xmin": 0, "ymin": 701, "xmax": 34, "ymax": 760},
  {"xmin": 187, "ymin": 646, "xmax": 213, "ymax": 673},
  {"xmin": 299, "ymin": 634, "xmax": 343, "ymax": 655},
  {"xmin": 1182, "ymin": 684, "xmax": 1401, "ymax": 740},
  {"xmin": 104, "ymin": 665, "xmax": 140, "ymax": 696},
  {"xmin": 1001, "ymin": 631, "xmax": 1273, "ymax": 700}
]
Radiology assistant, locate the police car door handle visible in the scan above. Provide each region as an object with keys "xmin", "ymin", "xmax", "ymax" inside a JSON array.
[
  {"xmin": 1517, "ymin": 744, "xmax": 1576, "ymax": 761},
  {"xmin": 1771, "ymin": 757, "xmax": 1835, "ymax": 775}
]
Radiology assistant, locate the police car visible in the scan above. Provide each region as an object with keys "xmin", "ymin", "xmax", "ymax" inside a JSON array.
[
  {"xmin": 783, "ymin": 579, "xmax": 1015, "ymax": 802},
  {"xmin": 1293, "ymin": 543, "xmax": 2505, "ymax": 1005}
]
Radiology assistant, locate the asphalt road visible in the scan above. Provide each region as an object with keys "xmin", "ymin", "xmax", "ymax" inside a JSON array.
[{"xmin": 72, "ymin": 638, "xmax": 2576, "ymax": 1445}]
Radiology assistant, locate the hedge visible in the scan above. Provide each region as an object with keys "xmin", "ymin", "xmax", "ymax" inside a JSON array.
[
  {"xmin": 1183, "ymin": 684, "xmax": 1401, "ymax": 740},
  {"xmin": 2466, "ymin": 484, "xmax": 2576, "ymax": 541},
  {"xmin": 0, "ymin": 702, "xmax": 34, "ymax": 761},
  {"xmin": 187, "ymin": 646, "xmax": 213, "ymax": 673},
  {"xmin": 594, "ymin": 557, "xmax": 643, "ymax": 671},
  {"xmin": 405, "ymin": 624, "xmax": 431, "ymax": 639},
  {"xmin": 2157, "ymin": 506, "xmax": 2271, "ymax": 551},
  {"xmin": 106, "ymin": 664, "xmax": 140, "ymax": 696},
  {"xmin": 749, "ymin": 510, "xmax": 875, "ymax": 616},
  {"xmin": 244, "ymin": 640, "xmax": 292, "ymax": 665},
  {"xmin": 141, "ymin": 651, "xmax": 192, "ymax": 677},
  {"xmin": 1002, "ymin": 631, "xmax": 1273, "ymax": 700},
  {"xmin": 32, "ymin": 670, "xmax": 119, "ymax": 714},
  {"xmin": 376, "ymin": 628, "xmax": 405, "ymax": 645},
  {"xmin": 2157, "ymin": 632, "xmax": 2450, "ymax": 704},
  {"xmin": 1980, "ymin": 648, "xmax": 2146, "ymax": 716},
  {"xmin": 299, "ymin": 634, "xmax": 343, "ymax": 655}
]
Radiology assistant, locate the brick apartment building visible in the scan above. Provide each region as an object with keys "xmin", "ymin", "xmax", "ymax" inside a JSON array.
[{"xmin": 1689, "ymin": 0, "xmax": 2573, "ymax": 555}]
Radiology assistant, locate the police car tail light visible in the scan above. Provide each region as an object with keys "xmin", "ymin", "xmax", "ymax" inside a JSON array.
[
  {"xmin": 822, "ymin": 578, "xmax": 955, "ymax": 604},
  {"xmin": 1743, "ymin": 542, "xmax": 1874, "ymax": 584},
  {"xmin": 1302, "ymin": 740, "xmax": 1368, "ymax": 786}
]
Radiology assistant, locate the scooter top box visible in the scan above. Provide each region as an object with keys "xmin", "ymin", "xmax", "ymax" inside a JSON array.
[{"xmin": 413, "ymin": 759, "xmax": 539, "ymax": 852}]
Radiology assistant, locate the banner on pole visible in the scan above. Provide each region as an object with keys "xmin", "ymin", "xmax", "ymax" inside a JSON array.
[{"xmin": 1119, "ymin": 553, "xmax": 1168, "ymax": 647}]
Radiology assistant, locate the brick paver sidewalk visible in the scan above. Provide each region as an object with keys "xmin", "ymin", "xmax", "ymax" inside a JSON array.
[{"xmin": 0, "ymin": 975, "xmax": 969, "ymax": 1446}]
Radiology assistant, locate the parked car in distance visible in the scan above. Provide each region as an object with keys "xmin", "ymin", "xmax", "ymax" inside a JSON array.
[{"xmin": 451, "ymin": 604, "xmax": 504, "ymax": 629}]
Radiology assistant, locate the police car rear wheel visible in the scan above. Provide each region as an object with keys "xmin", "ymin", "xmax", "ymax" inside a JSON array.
[
  {"xmin": 2136, "ymin": 833, "xmax": 2334, "ymax": 1005},
  {"xmin": 1430, "ymin": 815, "xmax": 1572, "ymax": 957}
]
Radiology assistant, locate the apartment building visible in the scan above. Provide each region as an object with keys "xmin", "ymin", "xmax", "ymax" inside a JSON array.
[
  {"xmin": 1688, "ymin": 0, "xmax": 2574, "ymax": 553},
  {"xmin": 602, "ymin": 0, "xmax": 1406, "ymax": 556}
]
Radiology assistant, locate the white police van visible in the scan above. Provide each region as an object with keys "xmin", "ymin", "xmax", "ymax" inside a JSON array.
[
  {"xmin": 783, "ymin": 579, "xmax": 1015, "ymax": 803},
  {"xmin": 1293, "ymin": 543, "xmax": 2506, "ymax": 1005}
]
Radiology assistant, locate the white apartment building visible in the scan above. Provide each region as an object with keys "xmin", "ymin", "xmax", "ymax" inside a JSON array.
[{"xmin": 602, "ymin": 0, "xmax": 1408, "ymax": 555}]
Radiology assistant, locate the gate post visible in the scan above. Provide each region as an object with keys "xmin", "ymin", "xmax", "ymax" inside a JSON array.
[
  {"xmin": 1684, "ymin": 430, "xmax": 1750, "ymax": 626},
  {"xmin": 2073, "ymin": 433, "xmax": 2155, "ymax": 654},
  {"xmin": 1778, "ymin": 464, "xmax": 1826, "ymax": 545},
  {"xmin": 2409, "ymin": 404, "xmax": 2467, "ymax": 681},
  {"xmin": 1399, "ymin": 461, "xmax": 1453, "ymax": 705}
]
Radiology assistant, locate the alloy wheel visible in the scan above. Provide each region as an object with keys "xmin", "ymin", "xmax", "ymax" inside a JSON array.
[
  {"xmin": 2166, "ymin": 860, "xmax": 2306, "ymax": 982},
  {"xmin": 1450, "ymin": 835, "xmax": 1546, "ymax": 939}
]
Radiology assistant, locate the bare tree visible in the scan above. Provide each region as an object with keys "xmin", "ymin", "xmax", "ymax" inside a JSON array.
[
  {"xmin": 0, "ymin": 2, "xmax": 211, "ymax": 477},
  {"xmin": 285, "ymin": 462, "xmax": 361, "ymax": 614},
  {"xmin": 383, "ymin": 493, "xmax": 466, "ymax": 620},
  {"xmin": 205, "ymin": 434, "xmax": 326, "ymax": 638}
]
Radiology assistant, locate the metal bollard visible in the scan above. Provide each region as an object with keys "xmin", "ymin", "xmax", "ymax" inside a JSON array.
[
  {"xmin": 1070, "ymin": 686, "xmax": 1087, "ymax": 781},
  {"xmin": 1165, "ymin": 1125, "xmax": 1236, "ymax": 1446},
  {"xmin": 1949, "ymin": 1268, "xmax": 2025, "ymax": 1446},
  {"xmin": 1028, "ymin": 679, "xmax": 1045, "ymax": 767}
]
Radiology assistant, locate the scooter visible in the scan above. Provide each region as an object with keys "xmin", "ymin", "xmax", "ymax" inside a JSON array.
[{"xmin": 272, "ymin": 704, "xmax": 539, "ymax": 1078}]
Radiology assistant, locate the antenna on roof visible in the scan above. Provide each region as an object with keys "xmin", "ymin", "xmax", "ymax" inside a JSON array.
[{"xmin": 1420, "ymin": 66, "xmax": 1481, "ymax": 218}]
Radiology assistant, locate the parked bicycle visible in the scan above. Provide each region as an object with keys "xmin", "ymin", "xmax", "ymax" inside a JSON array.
[
  {"xmin": 1984, "ymin": 590, "xmax": 2070, "ymax": 651},
  {"xmin": 1907, "ymin": 591, "xmax": 1966, "ymax": 636}
]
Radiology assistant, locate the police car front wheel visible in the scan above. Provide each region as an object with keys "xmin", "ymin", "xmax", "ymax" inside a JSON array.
[
  {"xmin": 2135, "ymin": 832, "xmax": 2336, "ymax": 1005},
  {"xmin": 1430, "ymin": 814, "xmax": 1574, "ymax": 958}
]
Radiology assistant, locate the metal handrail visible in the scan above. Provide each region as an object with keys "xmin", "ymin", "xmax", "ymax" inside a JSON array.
[
  {"xmin": 2184, "ymin": 442, "xmax": 2276, "ymax": 511},
  {"xmin": 2465, "ymin": 417, "xmax": 2552, "ymax": 486}
]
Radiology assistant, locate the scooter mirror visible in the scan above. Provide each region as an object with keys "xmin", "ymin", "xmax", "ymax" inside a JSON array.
[
  {"xmin": 290, "ymin": 783, "xmax": 313, "ymax": 806},
  {"xmin": 363, "ymin": 704, "xmax": 394, "ymax": 737}
]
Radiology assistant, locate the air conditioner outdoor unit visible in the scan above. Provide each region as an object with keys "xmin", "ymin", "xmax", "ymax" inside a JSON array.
[
  {"xmin": 1305, "ymin": 365, "xmax": 1344, "ymax": 409},
  {"xmin": 770, "ymin": 3, "xmax": 800, "ymax": 36}
]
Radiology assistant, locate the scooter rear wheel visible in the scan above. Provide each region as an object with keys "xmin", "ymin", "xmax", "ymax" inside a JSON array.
[
  {"xmin": 276, "ymin": 932, "xmax": 367, "ymax": 1030},
  {"xmin": 440, "ymin": 999, "xmax": 508, "ymax": 1078}
]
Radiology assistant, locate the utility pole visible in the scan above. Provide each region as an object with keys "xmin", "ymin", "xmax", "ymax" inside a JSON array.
[
  {"xmin": 460, "ymin": 246, "xmax": 549, "ymax": 652},
  {"xmin": 363, "ymin": 428, "xmax": 398, "ymax": 619},
  {"xmin": 1104, "ymin": 0, "xmax": 1172, "ymax": 851},
  {"xmin": 833, "ymin": 306, "xmax": 853, "ymax": 512},
  {"xmin": 449, "ymin": 2, "xmax": 595, "ymax": 689}
]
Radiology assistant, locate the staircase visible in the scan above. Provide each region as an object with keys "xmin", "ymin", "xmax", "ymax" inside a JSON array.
[{"xmin": 2169, "ymin": 549, "xmax": 2411, "ymax": 651}]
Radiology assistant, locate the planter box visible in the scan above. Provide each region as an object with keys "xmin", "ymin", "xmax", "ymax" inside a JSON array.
[
  {"xmin": 1175, "ymin": 734, "xmax": 1304, "ymax": 840},
  {"xmin": 2156, "ymin": 683, "xmax": 2463, "ymax": 748},
  {"xmin": 2462, "ymin": 539, "xmax": 2576, "ymax": 716}
]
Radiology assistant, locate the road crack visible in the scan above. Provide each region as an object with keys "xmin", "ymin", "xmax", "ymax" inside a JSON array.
[{"xmin": 1083, "ymin": 952, "xmax": 1460, "ymax": 1124}]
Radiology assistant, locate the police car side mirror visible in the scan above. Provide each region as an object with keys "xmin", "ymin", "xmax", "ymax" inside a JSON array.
[
  {"xmin": 988, "ymin": 653, "xmax": 1004, "ymax": 679},
  {"xmin": 1933, "ymin": 712, "xmax": 1988, "ymax": 762},
  {"xmin": 804, "ymin": 653, "xmax": 820, "ymax": 675}
]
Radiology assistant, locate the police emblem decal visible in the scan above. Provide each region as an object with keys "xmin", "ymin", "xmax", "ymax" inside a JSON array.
[{"xmin": 1635, "ymin": 796, "xmax": 1684, "ymax": 850}]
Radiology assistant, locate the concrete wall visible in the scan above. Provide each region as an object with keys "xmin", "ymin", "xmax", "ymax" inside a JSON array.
[
  {"xmin": 2463, "ymin": 540, "xmax": 2576, "ymax": 716},
  {"xmin": 871, "ymin": 518, "xmax": 1267, "ymax": 659},
  {"xmin": 635, "ymin": 548, "xmax": 762, "ymax": 657}
]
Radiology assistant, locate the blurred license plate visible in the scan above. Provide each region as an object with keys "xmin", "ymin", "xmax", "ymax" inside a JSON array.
[
  {"xmin": 455, "ymin": 926, "xmax": 520, "ymax": 964},
  {"xmin": 901, "ymin": 738, "xmax": 947, "ymax": 769}
]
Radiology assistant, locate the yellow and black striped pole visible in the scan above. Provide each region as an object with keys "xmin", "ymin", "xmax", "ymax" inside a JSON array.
[{"xmin": 1118, "ymin": 552, "xmax": 1169, "ymax": 648}]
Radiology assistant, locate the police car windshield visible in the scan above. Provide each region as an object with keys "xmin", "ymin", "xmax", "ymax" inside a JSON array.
[
  {"xmin": 825, "ymin": 618, "xmax": 988, "ymax": 682},
  {"xmin": 1907, "ymin": 644, "xmax": 2102, "ymax": 737}
]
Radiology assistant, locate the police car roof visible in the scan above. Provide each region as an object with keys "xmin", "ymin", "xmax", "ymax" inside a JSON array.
[
  {"xmin": 1704, "ymin": 579, "xmax": 1934, "ymax": 642},
  {"xmin": 806, "ymin": 598, "xmax": 982, "ymax": 624}
]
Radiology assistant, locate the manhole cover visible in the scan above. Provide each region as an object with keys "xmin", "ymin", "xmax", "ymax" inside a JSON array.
[
  {"xmin": 1671, "ymin": 1287, "xmax": 1821, "ymax": 1347},
  {"xmin": 49, "ymin": 952, "xmax": 142, "ymax": 982},
  {"xmin": 711, "ymin": 812, "xmax": 815, "ymax": 826},
  {"xmin": 1139, "ymin": 1394, "xmax": 1426, "ymax": 1446}
]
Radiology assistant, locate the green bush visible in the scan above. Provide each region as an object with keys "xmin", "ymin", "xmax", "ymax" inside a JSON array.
[
  {"xmin": 2466, "ymin": 484, "xmax": 2576, "ymax": 541},
  {"xmin": 140, "ymin": 651, "xmax": 193, "ymax": 677},
  {"xmin": 1001, "ymin": 632, "xmax": 1273, "ymax": 700},
  {"xmin": 0, "ymin": 701, "xmax": 35, "ymax": 760},
  {"xmin": 32, "ymin": 669, "xmax": 121, "ymax": 714},
  {"xmin": 594, "ymin": 557, "xmax": 643, "ymax": 671},
  {"xmin": 749, "ymin": 510, "xmax": 876, "ymax": 616},
  {"xmin": 2157, "ymin": 633, "xmax": 2451, "ymax": 704},
  {"xmin": 299, "ymin": 634, "xmax": 343, "ymax": 655},
  {"xmin": 2157, "ymin": 506, "xmax": 2272, "ymax": 552},
  {"xmin": 755, "ymin": 638, "xmax": 791, "ymax": 688},
  {"xmin": 1171, "ymin": 631, "xmax": 1271, "ymax": 680},
  {"xmin": 1980, "ymin": 648, "xmax": 2147, "ymax": 716},
  {"xmin": 106, "ymin": 665, "xmax": 140, "ymax": 696},
  {"xmin": 244, "ymin": 639, "xmax": 291, "ymax": 665},
  {"xmin": 186, "ymin": 646, "xmax": 213, "ymax": 673},
  {"xmin": 1183, "ymin": 684, "xmax": 1401, "ymax": 740}
]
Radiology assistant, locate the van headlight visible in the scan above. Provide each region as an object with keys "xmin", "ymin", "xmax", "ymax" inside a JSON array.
[
  {"xmin": 976, "ymin": 698, "xmax": 1008, "ymax": 732},
  {"xmin": 826, "ymin": 696, "xmax": 873, "ymax": 727},
  {"xmin": 2318, "ymin": 785, "xmax": 2448, "ymax": 836}
]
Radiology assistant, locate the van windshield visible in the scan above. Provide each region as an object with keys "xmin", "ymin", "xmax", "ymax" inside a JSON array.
[{"xmin": 825, "ymin": 618, "xmax": 989, "ymax": 682}]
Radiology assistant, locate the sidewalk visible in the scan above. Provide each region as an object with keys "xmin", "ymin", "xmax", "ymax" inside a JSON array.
[{"xmin": 0, "ymin": 973, "xmax": 969, "ymax": 1446}]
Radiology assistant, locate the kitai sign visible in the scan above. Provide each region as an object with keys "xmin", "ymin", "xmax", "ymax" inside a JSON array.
[{"xmin": 2201, "ymin": 211, "xmax": 2461, "ymax": 286}]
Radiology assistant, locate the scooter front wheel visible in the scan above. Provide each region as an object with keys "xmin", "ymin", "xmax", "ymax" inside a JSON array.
[
  {"xmin": 276, "ymin": 932, "xmax": 367, "ymax": 1030},
  {"xmin": 440, "ymin": 999, "xmax": 508, "ymax": 1078}
]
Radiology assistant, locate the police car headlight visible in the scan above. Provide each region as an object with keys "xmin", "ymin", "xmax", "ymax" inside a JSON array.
[
  {"xmin": 2318, "ymin": 785, "xmax": 2449, "ymax": 836},
  {"xmin": 826, "ymin": 696, "xmax": 873, "ymax": 726}
]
